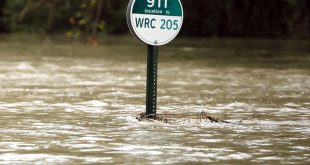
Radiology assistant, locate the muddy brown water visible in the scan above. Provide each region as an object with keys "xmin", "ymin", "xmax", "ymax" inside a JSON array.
[{"xmin": 0, "ymin": 35, "xmax": 309, "ymax": 164}]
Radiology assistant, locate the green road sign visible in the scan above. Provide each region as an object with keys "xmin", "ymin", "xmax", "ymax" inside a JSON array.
[{"xmin": 127, "ymin": 0, "xmax": 184, "ymax": 46}]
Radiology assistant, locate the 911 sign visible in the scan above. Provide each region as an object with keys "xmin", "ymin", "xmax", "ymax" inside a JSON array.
[{"xmin": 127, "ymin": 0, "xmax": 183, "ymax": 46}]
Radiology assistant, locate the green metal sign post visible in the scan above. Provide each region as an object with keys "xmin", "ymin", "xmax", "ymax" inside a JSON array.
[
  {"xmin": 146, "ymin": 45, "xmax": 158, "ymax": 117},
  {"xmin": 127, "ymin": 0, "xmax": 183, "ymax": 117}
]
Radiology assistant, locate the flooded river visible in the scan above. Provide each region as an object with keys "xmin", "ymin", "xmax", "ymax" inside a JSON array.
[{"xmin": 0, "ymin": 35, "xmax": 309, "ymax": 164}]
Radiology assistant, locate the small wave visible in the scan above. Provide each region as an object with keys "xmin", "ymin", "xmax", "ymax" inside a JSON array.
[
  {"xmin": 79, "ymin": 100, "xmax": 109, "ymax": 107},
  {"xmin": 16, "ymin": 62, "xmax": 36, "ymax": 72},
  {"xmin": 284, "ymin": 103, "xmax": 301, "ymax": 107}
]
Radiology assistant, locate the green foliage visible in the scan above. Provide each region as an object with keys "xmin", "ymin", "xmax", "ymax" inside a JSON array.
[
  {"xmin": 0, "ymin": 0, "xmax": 6, "ymax": 32},
  {"xmin": 4, "ymin": 0, "xmax": 66, "ymax": 32},
  {"xmin": 66, "ymin": 0, "xmax": 104, "ymax": 39},
  {"xmin": 2, "ymin": 0, "xmax": 107, "ymax": 39},
  {"xmin": 181, "ymin": 0, "xmax": 309, "ymax": 38},
  {"xmin": 0, "ymin": 0, "xmax": 309, "ymax": 38}
]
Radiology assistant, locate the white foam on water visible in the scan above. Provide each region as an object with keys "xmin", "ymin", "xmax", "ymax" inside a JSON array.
[
  {"xmin": 64, "ymin": 108, "xmax": 75, "ymax": 112},
  {"xmin": 83, "ymin": 157, "xmax": 113, "ymax": 164},
  {"xmin": 0, "ymin": 153, "xmax": 113, "ymax": 164},
  {"xmin": 80, "ymin": 100, "xmax": 109, "ymax": 107},
  {"xmin": 290, "ymin": 146, "xmax": 310, "ymax": 151},
  {"xmin": 284, "ymin": 102, "xmax": 301, "ymax": 107},
  {"xmin": 78, "ymin": 136, "xmax": 102, "ymax": 142},
  {"xmin": 279, "ymin": 107, "xmax": 298, "ymax": 113},
  {"xmin": 69, "ymin": 65, "xmax": 103, "ymax": 71},
  {"xmin": 16, "ymin": 62, "xmax": 36, "ymax": 72},
  {"xmin": 200, "ymin": 139, "xmax": 224, "ymax": 143},
  {"xmin": 222, "ymin": 153, "xmax": 252, "ymax": 160},
  {"xmin": 51, "ymin": 103, "xmax": 71, "ymax": 107},
  {"xmin": 0, "ymin": 102, "xmax": 34, "ymax": 108},
  {"xmin": 111, "ymin": 144, "xmax": 163, "ymax": 155},
  {"xmin": 0, "ymin": 142, "xmax": 38, "ymax": 151},
  {"xmin": 257, "ymin": 156, "xmax": 282, "ymax": 160}
]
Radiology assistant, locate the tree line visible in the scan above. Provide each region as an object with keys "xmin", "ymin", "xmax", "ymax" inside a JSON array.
[{"xmin": 0, "ymin": 0, "xmax": 309, "ymax": 38}]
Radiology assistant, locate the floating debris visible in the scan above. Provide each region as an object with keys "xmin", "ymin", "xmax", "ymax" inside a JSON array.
[
  {"xmin": 136, "ymin": 111, "xmax": 261, "ymax": 125},
  {"xmin": 136, "ymin": 112, "xmax": 172, "ymax": 123},
  {"xmin": 239, "ymin": 111, "xmax": 262, "ymax": 124}
]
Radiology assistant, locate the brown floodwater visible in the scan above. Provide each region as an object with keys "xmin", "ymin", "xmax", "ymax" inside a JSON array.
[{"xmin": 0, "ymin": 35, "xmax": 309, "ymax": 164}]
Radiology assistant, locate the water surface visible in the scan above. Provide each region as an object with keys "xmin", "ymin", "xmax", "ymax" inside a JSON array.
[{"xmin": 0, "ymin": 35, "xmax": 309, "ymax": 164}]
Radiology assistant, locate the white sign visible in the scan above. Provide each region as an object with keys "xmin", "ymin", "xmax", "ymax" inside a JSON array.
[{"xmin": 127, "ymin": 0, "xmax": 184, "ymax": 46}]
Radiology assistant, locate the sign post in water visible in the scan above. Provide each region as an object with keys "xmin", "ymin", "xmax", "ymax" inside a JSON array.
[{"xmin": 127, "ymin": 0, "xmax": 183, "ymax": 117}]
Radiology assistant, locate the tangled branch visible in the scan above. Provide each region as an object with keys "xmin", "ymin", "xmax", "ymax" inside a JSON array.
[{"xmin": 136, "ymin": 111, "xmax": 261, "ymax": 125}]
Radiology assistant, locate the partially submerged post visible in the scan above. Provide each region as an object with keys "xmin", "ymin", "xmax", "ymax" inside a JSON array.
[
  {"xmin": 127, "ymin": 0, "xmax": 184, "ymax": 117},
  {"xmin": 146, "ymin": 45, "xmax": 158, "ymax": 116}
]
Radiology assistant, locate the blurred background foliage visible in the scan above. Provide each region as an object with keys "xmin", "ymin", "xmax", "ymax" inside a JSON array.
[{"xmin": 0, "ymin": 0, "xmax": 309, "ymax": 39}]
